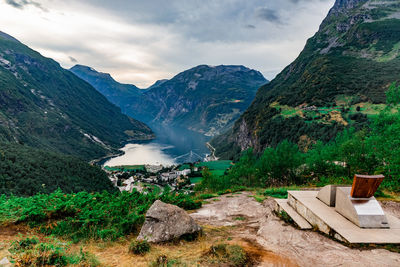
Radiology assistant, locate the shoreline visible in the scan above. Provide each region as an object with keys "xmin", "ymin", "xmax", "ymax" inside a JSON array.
[{"xmin": 90, "ymin": 136, "xmax": 157, "ymax": 167}]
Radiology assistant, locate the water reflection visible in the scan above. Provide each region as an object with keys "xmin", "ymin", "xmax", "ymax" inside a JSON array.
[{"xmin": 105, "ymin": 126, "xmax": 211, "ymax": 166}]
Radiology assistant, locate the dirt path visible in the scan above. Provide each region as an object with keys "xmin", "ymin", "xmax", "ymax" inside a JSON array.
[{"xmin": 190, "ymin": 192, "xmax": 400, "ymax": 267}]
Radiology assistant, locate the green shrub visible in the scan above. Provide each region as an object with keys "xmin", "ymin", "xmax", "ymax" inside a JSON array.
[
  {"xmin": 129, "ymin": 240, "xmax": 150, "ymax": 255},
  {"xmin": 0, "ymin": 189, "xmax": 201, "ymax": 242},
  {"xmin": 205, "ymin": 243, "xmax": 248, "ymax": 267},
  {"xmin": 263, "ymin": 187, "xmax": 289, "ymax": 199},
  {"xmin": 150, "ymin": 255, "xmax": 182, "ymax": 267},
  {"xmin": 11, "ymin": 237, "xmax": 39, "ymax": 251},
  {"xmin": 9, "ymin": 236, "xmax": 100, "ymax": 267}
]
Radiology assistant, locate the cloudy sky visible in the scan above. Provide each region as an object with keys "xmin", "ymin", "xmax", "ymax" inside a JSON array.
[{"xmin": 0, "ymin": 0, "xmax": 334, "ymax": 88}]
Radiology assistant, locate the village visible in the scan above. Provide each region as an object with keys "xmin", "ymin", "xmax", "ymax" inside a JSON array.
[{"xmin": 104, "ymin": 163, "xmax": 203, "ymax": 193}]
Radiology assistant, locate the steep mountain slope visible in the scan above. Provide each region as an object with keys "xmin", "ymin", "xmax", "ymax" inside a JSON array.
[
  {"xmin": 0, "ymin": 32, "xmax": 153, "ymax": 159},
  {"xmin": 72, "ymin": 65, "xmax": 268, "ymax": 136},
  {"xmin": 211, "ymin": 0, "xmax": 400, "ymax": 159},
  {"xmin": 70, "ymin": 65, "xmax": 145, "ymax": 114},
  {"xmin": 0, "ymin": 144, "xmax": 116, "ymax": 196}
]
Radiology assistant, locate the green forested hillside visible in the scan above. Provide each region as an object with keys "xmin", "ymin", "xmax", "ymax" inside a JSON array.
[
  {"xmin": 212, "ymin": 0, "xmax": 400, "ymax": 159},
  {"xmin": 0, "ymin": 32, "xmax": 153, "ymax": 160},
  {"xmin": 69, "ymin": 65, "xmax": 145, "ymax": 115},
  {"xmin": 201, "ymin": 84, "xmax": 400, "ymax": 193},
  {"xmin": 0, "ymin": 143, "xmax": 116, "ymax": 196}
]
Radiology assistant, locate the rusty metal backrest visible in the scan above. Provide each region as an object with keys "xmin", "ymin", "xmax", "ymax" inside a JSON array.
[{"xmin": 350, "ymin": 174, "xmax": 384, "ymax": 198}]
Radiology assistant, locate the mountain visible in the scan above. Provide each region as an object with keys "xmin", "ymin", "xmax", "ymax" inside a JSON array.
[
  {"xmin": 70, "ymin": 65, "xmax": 145, "ymax": 114},
  {"xmin": 72, "ymin": 64, "xmax": 268, "ymax": 136},
  {"xmin": 0, "ymin": 32, "xmax": 154, "ymax": 160},
  {"xmin": 147, "ymin": 79, "xmax": 168, "ymax": 90},
  {"xmin": 0, "ymin": 143, "xmax": 116, "ymax": 196},
  {"xmin": 211, "ymin": 0, "xmax": 400, "ymax": 159}
]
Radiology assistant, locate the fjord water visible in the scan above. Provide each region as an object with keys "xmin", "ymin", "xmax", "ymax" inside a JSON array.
[{"xmin": 104, "ymin": 126, "xmax": 211, "ymax": 166}]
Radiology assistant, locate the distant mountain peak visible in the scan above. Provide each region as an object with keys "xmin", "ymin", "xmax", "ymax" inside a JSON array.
[
  {"xmin": 71, "ymin": 64, "xmax": 96, "ymax": 72},
  {"xmin": 0, "ymin": 31, "xmax": 20, "ymax": 43},
  {"xmin": 147, "ymin": 79, "xmax": 168, "ymax": 90}
]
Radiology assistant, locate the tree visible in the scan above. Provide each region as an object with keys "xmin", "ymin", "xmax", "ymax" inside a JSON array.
[
  {"xmin": 386, "ymin": 82, "xmax": 400, "ymax": 106},
  {"xmin": 256, "ymin": 140, "xmax": 303, "ymax": 185}
]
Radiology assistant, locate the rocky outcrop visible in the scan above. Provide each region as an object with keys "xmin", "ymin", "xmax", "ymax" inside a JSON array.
[{"xmin": 137, "ymin": 200, "xmax": 201, "ymax": 243}]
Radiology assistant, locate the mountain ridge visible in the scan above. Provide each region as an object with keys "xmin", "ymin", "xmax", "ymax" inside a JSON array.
[{"xmin": 72, "ymin": 64, "xmax": 268, "ymax": 137}]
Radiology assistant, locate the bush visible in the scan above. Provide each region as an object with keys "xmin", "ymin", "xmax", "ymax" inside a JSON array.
[
  {"xmin": 129, "ymin": 240, "xmax": 150, "ymax": 255},
  {"xmin": 0, "ymin": 189, "xmax": 201, "ymax": 242},
  {"xmin": 204, "ymin": 243, "xmax": 248, "ymax": 267},
  {"xmin": 9, "ymin": 236, "xmax": 100, "ymax": 267}
]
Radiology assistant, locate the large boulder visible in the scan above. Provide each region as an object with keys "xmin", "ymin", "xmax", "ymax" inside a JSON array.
[{"xmin": 137, "ymin": 200, "xmax": 201, "ymax": 243}]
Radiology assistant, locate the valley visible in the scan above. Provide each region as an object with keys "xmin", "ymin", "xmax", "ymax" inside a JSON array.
[{"xmin": 0, "ymin": 0, "xmax": 400, "ymax": 266}]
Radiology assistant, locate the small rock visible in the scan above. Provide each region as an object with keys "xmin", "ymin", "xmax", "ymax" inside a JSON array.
[
  {"xmin": 138, "ymin": 200, "xmax": 201, "ymax": 243},
  {"xmin": 0, "ymin": 257, "xmax": 11, "ymax": 267}
]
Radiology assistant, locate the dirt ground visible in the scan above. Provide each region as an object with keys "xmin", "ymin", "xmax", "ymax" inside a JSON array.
[{"xmin": 190, "ymin": 192, "xmax": 400, "ymax": 267}]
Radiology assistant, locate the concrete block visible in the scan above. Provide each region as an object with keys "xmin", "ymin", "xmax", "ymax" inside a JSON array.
[
  {"xmin": 335, "ymin": 187, "xmax": 389, "ymax": 228},
  {"xmin": 317, "ymin": 185, "xmax": 343, "ymax": 206}
]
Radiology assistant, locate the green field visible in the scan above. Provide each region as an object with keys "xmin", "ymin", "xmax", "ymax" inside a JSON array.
[
  {"xmin": 196, "ymin": 160, "xmax": 233, "ymax": 177},
  {"xmin": 104, "ymin": 165, "xmax": 145, "ymax": 172},
  {"xmin": 195, "ymin": 160, "xmax": 232, "ymax": 170},
  {"xmin": 178, "ymin": 164, "xmax": 191, "ymax": 171},
  {"xmin": 190, "ymin": 177, "xmax": 203, "ymax": 184}
]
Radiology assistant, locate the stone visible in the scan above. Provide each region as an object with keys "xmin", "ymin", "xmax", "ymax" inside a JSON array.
[
  {"xmin": 335, "ymin": 187, "xmax": 389, "ymax": 228},
  {"xmin": 137, "ymin": 200, "xmax": 201, "ymax": 243},
  {"xmin": 317, "ymin": 185, "xmax": 344, "ymax": 207},
  {"xmin": 0, "ymin": 257, "xmax": 11, "ymax": 267}
]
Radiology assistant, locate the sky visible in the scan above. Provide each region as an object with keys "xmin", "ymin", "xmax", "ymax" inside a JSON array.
[{"xmin": 0, "ymin": 0, "xmax": 335, "ymax": 88}]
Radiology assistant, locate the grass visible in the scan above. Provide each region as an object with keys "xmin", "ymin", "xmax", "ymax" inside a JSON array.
[
  {"xmin": 128, "ymin": 240, "xmax": 150, "ymax": 255},
  {"xmin": 210, "ymin": 170, "xmax": 226, "ymax": 177},
  {"xmin": 195, "ymin": 160, "xmax": 233, "ymax": 171},
  {"xmin": 190, "ymin": 177, "xmax": 203, "ymax": 184},
  {"xmin": 8, "ymin": 236, "xmax": 101, "ymax": 267},
  {"xmin": 75, "ymin": 225, "xmax": 256, "ymax": 267},
  {"xmin": 263, "ymin": 186, "xmax": 302, "ymax": 199},
  {"xmin": 178, "ymin": 164, "xmax": 191, "ymax": 171},
  {"xmin": 203, "ymin": 243, "xmax": 249, "ymax": 266}
]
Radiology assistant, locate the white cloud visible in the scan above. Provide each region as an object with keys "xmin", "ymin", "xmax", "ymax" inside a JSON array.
[{"xmin": 0, "ymin": 0, "xmax": 335, "ymax": 87}]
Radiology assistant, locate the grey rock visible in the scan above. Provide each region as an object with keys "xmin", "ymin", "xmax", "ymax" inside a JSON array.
[
  {"xmin": 0, "ymin": 257, "xmax": 11, "ymax": 267},
  {"xmin": 137, "ymin": 200, "xmax": 201, "ymax": 243}
]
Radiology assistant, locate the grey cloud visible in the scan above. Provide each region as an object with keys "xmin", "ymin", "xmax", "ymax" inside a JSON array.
[
  {"xmin": 245, "ymin": 24, "xmax": 256, "ymax": 29},
  {"xmin": 65, "ymin": 0, "xmax": 333, "ymax": 42},
  {"xmin": 5, "ymin": 0, "xmax": 47, "ymax": 11},
  {"xmin": 256, "ymin": 8, "xmax": 281, "ymax": 23},
  {"xmin": 2, "ymin": 0, "xmax": 336, "ymax": 86}
]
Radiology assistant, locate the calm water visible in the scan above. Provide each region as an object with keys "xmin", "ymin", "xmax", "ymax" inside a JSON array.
[{"xmin": 104, "ymin": 126, "xmax": 211, "ymax": 166}]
